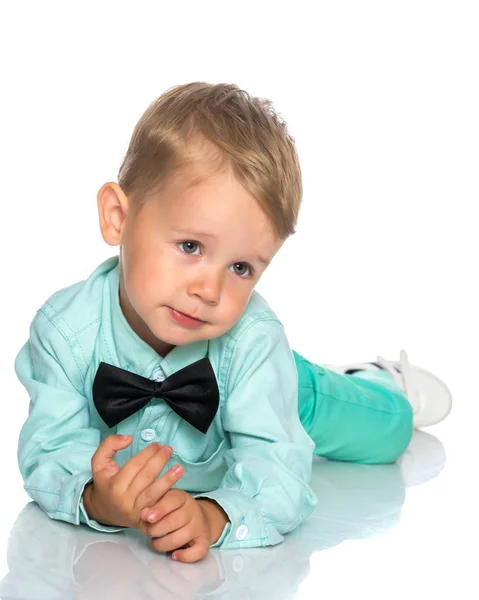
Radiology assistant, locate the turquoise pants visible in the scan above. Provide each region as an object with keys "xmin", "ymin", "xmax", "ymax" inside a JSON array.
[{"xmin": 294, "ymin": 350, "xmax": 414, "ymax": 464}]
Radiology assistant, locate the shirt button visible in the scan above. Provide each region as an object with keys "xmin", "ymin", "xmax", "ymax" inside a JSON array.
[
  {"xmin": 152, "ymin": 370, "xmax": 165, "ymax": 382},
  {"xmin": 141, "ymin": 429, "xmax": 156, "ymax": 442},
  {"xmin": 235, "ymin": 525, "xmax": 248, "ymax": 541}
]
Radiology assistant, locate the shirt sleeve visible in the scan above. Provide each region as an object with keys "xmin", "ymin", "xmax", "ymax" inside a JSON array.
[
  {"xmin": 193, "ymin": 318, "xmax": 318, "ymax": 549},
  {"xmin": 14, "ymin": 308, "xmax": 126, "ymax": 534}
]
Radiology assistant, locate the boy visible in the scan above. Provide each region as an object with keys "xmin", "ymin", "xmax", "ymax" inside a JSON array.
[{"xmin": 14, "ymin": 82, "xmax": 452, "ymax": 564}]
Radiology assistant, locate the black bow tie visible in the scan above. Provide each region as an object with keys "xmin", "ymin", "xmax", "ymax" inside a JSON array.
[{"xmin": 92, "ymin": 357, "xmax": 219, "ymax": 434}]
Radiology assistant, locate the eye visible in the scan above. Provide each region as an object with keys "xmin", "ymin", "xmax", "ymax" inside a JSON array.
[
  {"xmin": 178, "ymin": 241, "xmax": 254, "ymax": 278},
  {"xmin": 178, "ymin": 241, "xmax": 201, "ymax": 255},
  {"xmin": 229, "ymin": 262, "xmax": 254, "ymax": 278}
]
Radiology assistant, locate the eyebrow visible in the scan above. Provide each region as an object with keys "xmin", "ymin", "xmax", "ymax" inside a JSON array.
[{"xmin": 172, "ymin": 228, "xmax": 271, "ymax": 266}]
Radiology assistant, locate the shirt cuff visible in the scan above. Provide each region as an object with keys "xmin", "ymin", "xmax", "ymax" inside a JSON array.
[{"xmin": 192, "ymin": 489, "xmax": 285, "ymax": 549}]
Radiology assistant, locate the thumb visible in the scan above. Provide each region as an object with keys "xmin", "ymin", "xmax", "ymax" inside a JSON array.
[{"xmin": 92, "ymin": 434, "xmax": 132, "ymax": 477}]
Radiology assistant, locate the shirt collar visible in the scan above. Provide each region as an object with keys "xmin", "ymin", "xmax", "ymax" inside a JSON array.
[{"xmin": 104, "ymin": 256, "xmax": 209, "ymax": 379}]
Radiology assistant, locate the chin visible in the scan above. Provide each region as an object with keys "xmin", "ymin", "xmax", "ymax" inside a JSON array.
[{"xmin": 152, "ymin": 321, "xmax": 206, "ymax": 343}]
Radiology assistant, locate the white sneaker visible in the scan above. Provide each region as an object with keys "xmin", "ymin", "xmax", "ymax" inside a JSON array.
[{"xmin": 322, "ymin": 349, "xmax": 452, "ymax": 428}]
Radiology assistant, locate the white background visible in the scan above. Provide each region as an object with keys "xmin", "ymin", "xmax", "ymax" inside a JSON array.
[{"xmin": 1, "ymin": 1, "xmax": 478, "ymax": 597}]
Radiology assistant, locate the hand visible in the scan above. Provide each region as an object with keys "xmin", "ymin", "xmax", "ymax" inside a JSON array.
[
  {"xmin": 137, "ymin": 490, "xmax": 229, "ymax": 563},
  {"xmin": 83, "ymin": 434, "xmax": 184, "ymax": 529}
]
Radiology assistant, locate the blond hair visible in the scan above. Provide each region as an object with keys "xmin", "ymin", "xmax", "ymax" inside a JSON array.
[{"xmin": 117, "ymin": 82, "xmax": 302, "ymax": 239}]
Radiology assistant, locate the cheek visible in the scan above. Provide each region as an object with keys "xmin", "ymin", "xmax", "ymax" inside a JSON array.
[
  {"xmin": 224, "ymin": 288, "xmax": 251, "ymax": 320},
  {"xmin": 126, "ymin": 262, "xmax": 161, "ymax": 306}
]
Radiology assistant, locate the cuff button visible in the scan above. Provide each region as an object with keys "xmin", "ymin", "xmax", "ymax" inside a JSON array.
[{"xmin": 235, "ymin": 525, "xmax": 248, "ymax": 541}]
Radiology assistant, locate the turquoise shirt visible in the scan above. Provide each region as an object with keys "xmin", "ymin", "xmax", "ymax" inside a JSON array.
[{"xmin": 14, "ymin": 255, "xmax": 317, "ymax": 549}]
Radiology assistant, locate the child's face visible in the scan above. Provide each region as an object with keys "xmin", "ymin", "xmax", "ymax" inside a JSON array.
[{"xmin": 100, "ymin": 165, "xmax": 284, "ymax": 356}]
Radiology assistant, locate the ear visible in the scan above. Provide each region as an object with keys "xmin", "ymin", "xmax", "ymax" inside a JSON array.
[{"xmin": 97, "ymin": 182, "xmax": 129, "ymax": 246}]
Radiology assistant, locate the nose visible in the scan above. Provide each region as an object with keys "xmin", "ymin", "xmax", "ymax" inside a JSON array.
[{"xmin": 187, "ymin": 266, "xmax": 223, "ymax": 305}]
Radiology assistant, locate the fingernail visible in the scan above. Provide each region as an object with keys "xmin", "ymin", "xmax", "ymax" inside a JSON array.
[
  {"xmin": 173, "ymin": 465, "xmax": 183, "ymax": 475},
  {"xmin": 148, "ymin": 512, "xmax": 157, "ymax": 522}
]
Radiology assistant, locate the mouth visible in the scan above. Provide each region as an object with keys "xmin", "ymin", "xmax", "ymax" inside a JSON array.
[
  {"xmin": 167, "ymin": 307, "xmax": 206, "ymax": 328},
  {"xmin": 177, "ymin": 308, "xmax": 204, "ymax": 321}
]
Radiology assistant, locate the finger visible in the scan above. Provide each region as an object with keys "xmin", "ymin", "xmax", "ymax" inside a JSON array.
[
  {"xmin": 117, "ymin": 441, "xmax": 164, "ymax": 484},
  {"xmin": 90, "ymin": 434, "xmax": 134, "ymax": 480},
  {"xmin": 171, "ymin": 538, "xmax": 210, "ymax": 563},
  {"xmin": 150, "ymin": 524, "xmax": 196, "ymax": 554},
  {"xmin": 139, "ymin": 489, "xmax": 187, "ymax": 537},
  {"xmin": 135, "ymin": 462, "xmax": 184, "ymax": 512},
  {"xmin": 129, "ymin": 446, "xmax": 177, "ymax": 504},
  {"xmin": 138, "ymin": 491, "xmax": 187, "ymax": 537},
  {"xmin": 140, "ymin": 487, "xmax": 187, "ymax": 524},
  {"xmin": 144, "ymin": 506, "xmax": 191, "ymax": 538}
]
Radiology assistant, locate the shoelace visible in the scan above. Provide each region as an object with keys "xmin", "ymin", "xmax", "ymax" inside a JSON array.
[{"xmin": 376, "ymin": 349, "xmax": 421, "ymax": 415}]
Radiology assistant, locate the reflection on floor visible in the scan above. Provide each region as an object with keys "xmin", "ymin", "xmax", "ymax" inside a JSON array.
[{"xmin": 0, "ymin": 430, "xmax": 445, "ymax": 599}]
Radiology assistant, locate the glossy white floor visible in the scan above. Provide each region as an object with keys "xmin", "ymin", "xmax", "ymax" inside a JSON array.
[{"xmin": 0, "ymin": 409, "xmax": 475, "ymax": 599}]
